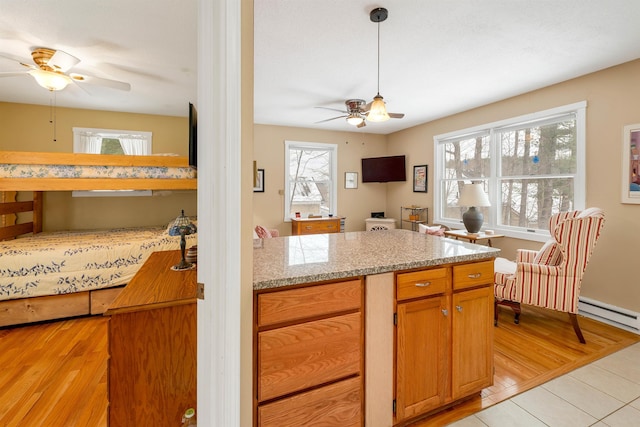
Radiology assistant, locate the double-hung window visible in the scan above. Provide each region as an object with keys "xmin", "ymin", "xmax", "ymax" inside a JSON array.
[
  {"xmin": 284, "ymin": 141, "xmax": 337, "ymax": 221},
  {"xmin": 434, "ymin": 102, "xmax": 586, "ymax": 241},
  {"xmin": 72, "ymin": 127, "xmax": 153, "ymax": 197}
]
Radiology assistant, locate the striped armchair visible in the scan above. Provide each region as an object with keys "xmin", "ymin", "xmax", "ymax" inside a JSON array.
[{"xmin": 494, "ymin": 208, "xmax": 605, "ymax": 343}]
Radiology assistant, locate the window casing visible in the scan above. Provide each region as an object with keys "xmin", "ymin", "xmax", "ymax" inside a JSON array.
[
  {"xmin": 284, "ymin": 141, "xmax": 337, "ymax": 221},
  {"xmin": 72, "ymin": 127, "xmax": 153, "ymax": 197},
  {"xmin": 434, "ymin": 102, "xmax": 586, "ymax": 242}
]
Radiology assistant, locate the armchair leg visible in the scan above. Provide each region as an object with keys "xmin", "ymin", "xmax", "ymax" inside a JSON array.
[
  {"xmin": 494, "ymin": 299, "xmax": 521, "ymax": 325},
  {"xmin": 569, "ymin": 313, "xmax": 586, "ymax": 344}
]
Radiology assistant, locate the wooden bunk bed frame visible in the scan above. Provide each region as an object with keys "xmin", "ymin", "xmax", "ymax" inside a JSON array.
[{"xmin": 0, "ymin": 151, "xmax": 196, "ymax": 327}]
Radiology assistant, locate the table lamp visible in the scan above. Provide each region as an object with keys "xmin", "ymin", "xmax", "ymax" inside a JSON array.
[
  {"xmin": 168, "ymin": 210, "xmax": 197, "ymax": 270},
  {"xmin": 458, "ymin": 183, "xmax": 491, "ymax": 233}
]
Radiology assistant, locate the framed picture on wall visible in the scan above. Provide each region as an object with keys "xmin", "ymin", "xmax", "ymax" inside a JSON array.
[
  {"xmin": 345, "ymin": 172, "xmax": 358, "ymax": 189},
  {"xmin": 253, "ymin": 169, "xmax": 264, "ymax": 193},
  {"xmin": 622, "ymin": 124, "xmax": 640, "ymax": 204},
  {"xmin": 413, "ymin": 165, "xmax": 428, "ymax": 193}
]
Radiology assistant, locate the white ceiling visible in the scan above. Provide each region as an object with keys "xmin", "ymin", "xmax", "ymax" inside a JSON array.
[{"xmin": 2, "ymin": 1, "xmax": 640, "ymax": 135}]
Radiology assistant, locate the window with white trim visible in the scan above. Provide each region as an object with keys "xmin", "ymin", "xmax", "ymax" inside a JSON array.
[
  {"xmin": 284, "ymin": 141, "xmax": 337, "ymax": 221},
  {"xmin": 72, "ymin": 127, "xmax": 153, "ymax": 197},
  {"xmin": 434, "ymin": 102, "xmax": 586, "ymax": 241}
]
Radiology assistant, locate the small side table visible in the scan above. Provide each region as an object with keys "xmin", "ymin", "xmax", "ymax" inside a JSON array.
[{"xmin": 444, "ymin": 229, "xmax": 504, "ymax": 247}]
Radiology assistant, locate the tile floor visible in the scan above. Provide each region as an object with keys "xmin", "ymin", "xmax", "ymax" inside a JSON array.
[{"xmin": 447, "ymin": 342, "xmax": 640, "ymax": 427}]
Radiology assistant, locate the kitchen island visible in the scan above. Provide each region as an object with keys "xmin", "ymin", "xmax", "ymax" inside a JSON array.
[{"xmin": 253, "ymin": 229, "xmax": 499, "ymax": 427}]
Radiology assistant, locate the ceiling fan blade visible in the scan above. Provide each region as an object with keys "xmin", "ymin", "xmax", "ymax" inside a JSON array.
[
  {"xmin": 0, "ymin": 71, "xmax": 28, "ymax": 77},
  {"xmin": 361, "ymin": 102, "xmax": 372, "ymax": 112},
  {"xmin": 388, "ymin": 112, "xmax": 405, "ymax": 119},
  {"xmin": 314, "ymin": 115, "xmax": 347, "ymax": 124},
  {"xmin": 48, "ymin": 50, "xmax": 80, "ymax": 72},
  {"xmin": 314, "ymin": 106, "xmax": 348, "ymax": 114},
  {"xmin": 70, "ymin": 73, "xmax": 131, "ymax": 91},
  {"xmin": 357, "ymin": 121, "xmax": 367, "ymax": 128}
]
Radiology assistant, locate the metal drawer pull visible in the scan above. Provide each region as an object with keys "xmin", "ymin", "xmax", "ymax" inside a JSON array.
[
  {"xmin": 468, "ymin": 273, "xmax": 481, "ymax": 279},
  {"xmin": 456, "ymin": 305, "xmax": 463, "ymax": 312},
  {"xmin": 415, "ymin": 282, "xmax": 431, "ymax": 287},
  {"xmin": 442, "ymin": 309, "xmax": 448, "ymax": 316},
  {"xmin": 305, "ymin": 226, "xmax": 312, "ymax": 229}
]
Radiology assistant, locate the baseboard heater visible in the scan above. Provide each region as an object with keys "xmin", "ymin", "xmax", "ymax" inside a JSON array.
[{"xmin": 579, "ymin": 296, "xmax": 640, "ymax": 333}]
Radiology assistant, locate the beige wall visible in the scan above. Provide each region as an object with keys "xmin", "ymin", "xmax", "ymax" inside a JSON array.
[
  {"xmin": 0, "ymin": 102, "xmax": 197, "ymax": 230},
  {"xmin": 253, "ymin": 124, "xmax": 389, "ymax": 234},
  {"xmin": 389, "ymin": 59, "xmax": 640, "ymax": 313},
  {"xmin": 252, "ymin": 59, "xmax": 640, "ymax": 313}
]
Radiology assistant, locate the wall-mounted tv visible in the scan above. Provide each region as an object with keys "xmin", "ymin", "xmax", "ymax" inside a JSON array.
[
  {"xmin": 361, "ymin": 155, "xmax": 406, "ymax": 182},
  {"xmin": 188, "ymin": 102, "xmax": 197, "ymax": 168}
]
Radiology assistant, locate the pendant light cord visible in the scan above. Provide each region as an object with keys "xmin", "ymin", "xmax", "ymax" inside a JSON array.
[{"xmin": 376, "ymin": 20, "xmax": 381, "ymax": 96}]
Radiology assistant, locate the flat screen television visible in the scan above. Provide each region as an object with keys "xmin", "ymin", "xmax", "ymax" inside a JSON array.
[
  {"xmin": 361, "ymin": 155, "xmax": 406, "ymax": 182},
  {"xmin": 188, "ymin": 102, "xmax": 197, "ymax": 168}
]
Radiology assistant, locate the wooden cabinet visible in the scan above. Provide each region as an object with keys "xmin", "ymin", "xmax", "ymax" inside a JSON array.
[
  {"xmin": 451, "ymin": 262, "xmax": 494, "ymax": 399},
  {"xmin": 105, "ymin": 250, "xmax": 196, "ymax": 427},
  {"xmin": 254, "ymin": 279, "xmax": 364, "ymax": 427},
  {"xmin": 394, "ymin": 260, "xmax": 494, "ymax": 425},
  {"xmin": 291, "ymin": 217, "xmax": 340, "ymax": 235}
]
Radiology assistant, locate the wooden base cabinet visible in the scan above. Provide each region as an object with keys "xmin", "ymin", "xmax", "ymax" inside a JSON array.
[
  {"xmin": 394, "ymin": 260, "xmax": 494, "ymax": 425},
  {"xmin": 105, "ymin": 251, "xmax": 197, "ymax": 427},
  {"xmin": 254, "ymin": 279, "xmax": 364, "ymax": 427}
]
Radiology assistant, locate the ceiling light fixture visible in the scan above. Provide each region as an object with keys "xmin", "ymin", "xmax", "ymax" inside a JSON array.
[
  {"xmin": 367, "ymin": 7, "xmax": 390, "ymax": 122},
  {"xmin": 346, "ymin": 113, "xmax": 364, "ymax": 126},
  {"xmin": 28, "ymin": 69, "xmax": 72, "ymax": 91}
]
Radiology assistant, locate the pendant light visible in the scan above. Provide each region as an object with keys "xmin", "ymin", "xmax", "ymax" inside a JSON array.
[{"xmin": 367, "ymin": 7, "xmax": 390, "ymax": 122}]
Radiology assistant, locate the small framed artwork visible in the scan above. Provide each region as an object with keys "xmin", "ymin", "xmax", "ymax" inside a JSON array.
[
  {"xmin": 622, "ymin": 124, "xmax": 640, "ymax": 204},
  {"xmin": 413, "ymin": 165, "xmax": 428, "ymax": 193},
  {"xmin": 345, "ymin": 172, "xmax": 358, "ymax": 189},
  {"xmin": 253, "ymin": 169, "xmax": 264, "ymax": 193}
]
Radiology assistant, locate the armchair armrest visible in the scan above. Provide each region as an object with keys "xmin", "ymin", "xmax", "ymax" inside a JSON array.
[{"xmin": 516, "ymin": 249, "xmax": 538, "ymax": 263}]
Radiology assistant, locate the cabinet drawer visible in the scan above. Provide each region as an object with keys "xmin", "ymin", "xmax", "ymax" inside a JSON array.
[
  {"xmin": 291, "ymin": 218, "xmax": 340, "ymax": 235},
  {"xmin": 257, "ymin": 279, "xmax": 361, "ymax": 327},
  {"xmin": 453, "ymin": 260, "xmax": 494, "ymax": 290},
  {"xmin": 258, "ymin": 312, "xmax": 362, "ymax": 402},
  {"xmin": 258, "ymin": 376, "xmax": 362, "ymax": 427},
  {"xmin": 396, "ymin": 268, "xmax": 449, "ymax": 301}
]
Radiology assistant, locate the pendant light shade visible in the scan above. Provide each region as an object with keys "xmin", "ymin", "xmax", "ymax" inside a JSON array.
[
  {"xmin": 367, "ymin": 94, "xmax": 390, "ymax": 122},
  {"xmin": 367, "ymin": 7, "xmax": 390, "ymax": 123}
]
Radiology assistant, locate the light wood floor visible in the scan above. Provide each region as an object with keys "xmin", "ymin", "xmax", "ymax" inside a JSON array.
[{"xmin": 0, "ymin": 307, "xmax": 638, "ymax": 426}]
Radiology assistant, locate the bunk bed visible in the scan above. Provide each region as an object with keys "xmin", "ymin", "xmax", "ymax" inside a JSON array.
[{"xmin": 0, "ymin": 151, "xmax": 197, "ymax": 327}]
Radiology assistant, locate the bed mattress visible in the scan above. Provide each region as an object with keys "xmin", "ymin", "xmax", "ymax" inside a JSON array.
[
  {"xmin": 0, "ymin": 163, "xmax": 196, "ymax": 179},
  {"xmin": 0, "ymin": 226, "xmax": 197, "ymax": 301}
]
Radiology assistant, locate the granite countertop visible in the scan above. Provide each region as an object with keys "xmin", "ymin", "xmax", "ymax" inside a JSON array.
[{"xmin": 253, "ymin": 229, "xmax": 500, "ymax": 290}]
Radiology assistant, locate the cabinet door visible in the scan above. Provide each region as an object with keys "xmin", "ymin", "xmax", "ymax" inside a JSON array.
[
  {"xmin": 395, "ymin": 295, "xmax": 451, "ymax": 421},
  {"xmin": 452, "ymin": 286, "xmax": 494, "ymax": 399}
]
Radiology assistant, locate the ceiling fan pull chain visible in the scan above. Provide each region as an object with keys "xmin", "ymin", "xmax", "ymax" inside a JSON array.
[{"xmin": 50, "ymin": 91, "xmax": 57, "ymax": 142}]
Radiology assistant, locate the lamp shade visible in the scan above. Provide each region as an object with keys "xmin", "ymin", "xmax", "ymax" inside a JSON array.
[
  {"xmin": 367, "ymin": 95, "xmax": 390, "ymax": 122},
  {"xmin": 458, "ymin": 183, "xmax": 491, "ymax": 207},
  {"xmin": 28, "ymin": 69, "xmax": 72, "ymax": 91}
]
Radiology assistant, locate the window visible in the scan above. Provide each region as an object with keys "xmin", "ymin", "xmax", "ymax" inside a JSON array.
[
  {"xmin": 434, "ymin": 102, "xmax": 586, "ymax": 241},
  {"xmin": 72, "ymin": 127, "xmax": 153, "ymax": 197},
  {"xmin": 284, "ymin": 141, "xmax": 337, "ymax": 221}
]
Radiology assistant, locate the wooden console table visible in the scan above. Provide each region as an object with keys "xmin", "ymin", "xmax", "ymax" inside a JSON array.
[
  {"xmin": 105, "ymin": 250, "xmax": 197, "ymax": 426},
  {"xmin": 291, "ymin": 217, "xmax": 341, "ymax": 235}
]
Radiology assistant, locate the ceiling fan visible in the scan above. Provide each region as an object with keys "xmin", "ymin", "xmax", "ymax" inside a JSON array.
[
  {"xmin": 0, "ymin": 47, "xmax": 131, "ymax": 92},
  {"xmin": 315, "ymin": 98, "xmax": 404, "ymax": 128},
  {"xmin": 315, "ymin": 7, "xmax": 404, "ymax": 128}
]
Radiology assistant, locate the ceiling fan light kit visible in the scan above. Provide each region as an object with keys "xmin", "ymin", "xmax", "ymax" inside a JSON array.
[{"xmin": 28, "ymin": 68, "xmax": 72, "ymax": 91}]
